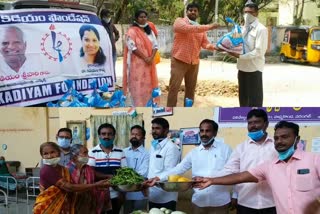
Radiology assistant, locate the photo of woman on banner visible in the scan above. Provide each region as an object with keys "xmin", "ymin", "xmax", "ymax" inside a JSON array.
[{"xmin": 79, "ymin": 24, "xmax": 106, "ymax": 66}]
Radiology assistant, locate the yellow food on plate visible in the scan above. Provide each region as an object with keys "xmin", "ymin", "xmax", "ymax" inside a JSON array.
[
  {"xmin": 168, "ymin": 175, "xmax": 180, "ymax": 182},
  {"xmin": 177, "ymin": 177, "xmax": 191, "ymax": 182}
]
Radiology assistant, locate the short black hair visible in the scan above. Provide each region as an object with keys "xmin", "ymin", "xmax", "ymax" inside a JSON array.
[
  {"xmin": 199, "ymin": 119, "xmax": 219, "ymax": 132},
  {"xmin": 98, "ymin": 123, "xmax": 116, "ymax": 136},
  {"xmin": 151, "ymin": 117, "xmax": 169, "ymax": 130},
  {"xmin": 186, "ymin": 2, "xmax": 200, "ymax": 11},
  {"xmin": 245, "ymin": 0, "xmax": 259, "ymax": 11},
  {"xmin": 131, "ymin": 125, "xmax": 146, "ymax": 137},
  {"xmin": 274, "ymin": 120, "xmax": 299, "ymax": 136},
  {"xmin": 100, "ymin": 9, "xmax": 110, "ymax": 18},
  {"xmin": 134, "ymin": 9, "xmax": 148, "ymax": 19},
  {"xmin": 57, "ymin": 128, "xmax": 72, "ymax": 136},
  {"xmin": 247, "ymin": 109, "xmax": 268, "ymax": 122}
]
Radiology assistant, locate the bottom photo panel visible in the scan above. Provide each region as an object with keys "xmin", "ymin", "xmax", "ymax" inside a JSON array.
[{"xmin": 0, "ymin": 107, "xmax": 319, "ymax": 214}]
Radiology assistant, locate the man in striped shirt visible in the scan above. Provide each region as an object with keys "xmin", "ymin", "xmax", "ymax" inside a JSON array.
[
  {"xmin": 167, "ymin": 2, "xmax": 219, "ymax": 107},
  {"xmin": 88, "ymin": 123, "xmax": 127, "ymax": 214}
]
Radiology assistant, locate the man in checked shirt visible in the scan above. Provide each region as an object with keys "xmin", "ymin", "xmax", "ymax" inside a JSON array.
[{"xmin": 166, "ymin": 2, "xmax": 219, "ymax": 107}]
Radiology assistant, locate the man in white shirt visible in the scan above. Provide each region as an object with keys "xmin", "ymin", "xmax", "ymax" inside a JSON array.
[
  {"xmin": 224, "ymin": 108, "xmax": 277, "ymax": 214},
  {"xmin": 0, "ymin": 26, "xmax": 27, "ymax": 75},
  {"xmin": 148, "ymin": 117, "xmax": 181, "ymax": 211},
  {"xmin": 222, "ymin": 0, "xmax": 268, "ymax": 107},
  {"xmin": 123, "ymin": 125, "xmax": 150, "ymax": 213},
  {"xmin": 88, "ymin": 123, "xmax": 127, "ymax": 214},
  {"xmin": 148, "ymin": 119, "xmax": 233, "ymax": 214}
]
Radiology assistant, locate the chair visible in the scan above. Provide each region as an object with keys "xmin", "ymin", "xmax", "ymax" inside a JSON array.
[
  {"xmin": 0, "ymin": 175, "xmax": 18, "ymax": 203},
  {"xmin": 25, "ymin": 176, "xmax": 40, "ymax": 204}
]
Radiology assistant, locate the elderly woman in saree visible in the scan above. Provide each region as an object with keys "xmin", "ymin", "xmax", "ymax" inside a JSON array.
[
  {"xmin": 33, "ymin": 142, "xmax": 109, "ymax": 214},
  {"xmin": 66, "ymin": 144, "xmax": 112, "ymax": 214},
  {"xmin": 123, "ymin": 9, "xmax": 159, "ymax": 106}
]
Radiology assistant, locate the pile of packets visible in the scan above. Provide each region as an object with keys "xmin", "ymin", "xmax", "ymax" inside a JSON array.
[{"xmin": 46, "ymin": 79, "xmax": 164, "ymax": 108}]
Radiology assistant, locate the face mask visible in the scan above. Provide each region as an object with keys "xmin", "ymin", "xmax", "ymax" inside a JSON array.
[
  {"xmin": 99, "ymin": 137, "xmax": 114, "ymax": 148},
  {"xmin": 130, "ymin": 139, "xmax": 141, "ymax": 148},
  {"xmin": 278, "ymin": 137, "xmax": 297, "ymax": 161},
  {"xmin": 77, "ymin": 156, "xmax": 89, "ymax": 165},
  {"xmin": 200, "ymin": 135, "xmax": 215, "ymax": 146},
  {"xmin": 248, "ymin": 130, "xmax": 265, "ymax": 141},
  {"xmin": 134, "ymin": 21, "xmax": 148, "ymax": 28},
  {"xmin": 103, "ymin": 17, "xmax": 111, "ymax": 23},
  {"xmin": 57, "ymin": 138, "xmax": 71, "ymax": 149},
  {"xmin": 243, "ymin": 13, "xmax": 256, "ymax": 25},
  {"xmin": 0, "ymin": 160, "xmax": 5, "ymax": 165},
  {"xmin": 151, "ymin": 138, "xmax": 164, "ymax": 149},
  {"xmin": 43, "ymin": 157, "xmax": 61, "ymax": 166}
]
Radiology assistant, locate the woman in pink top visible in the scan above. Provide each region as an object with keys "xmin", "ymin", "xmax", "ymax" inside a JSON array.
[
  {"xmin": 122, "ymin": 9, "xmax": 159, "ymax": 107},
  {"xmin": 195, "ymin": 121, "xmax": 320, "ymax": 214}
]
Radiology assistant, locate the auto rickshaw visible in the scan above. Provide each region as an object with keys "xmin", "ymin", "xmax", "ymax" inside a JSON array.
[{"xmin": 280, "ymin": 26, "xmax": 320, "ymax": 63}]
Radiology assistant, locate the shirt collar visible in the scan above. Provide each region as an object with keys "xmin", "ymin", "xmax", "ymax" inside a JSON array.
[
  {"xmin": 199, "ymin": 141, "xmax": 217, "ymax": 151},
  {"xmin": 274, "ymin": 149, "xmax": 303, "ymax": 164},
  {"xmin": 129, "ymin": 145, "xmax": 144, "ymax": 151},
  {"xmin": 248, "ymin": 135, "xmax": 274, "ymax": 145}
]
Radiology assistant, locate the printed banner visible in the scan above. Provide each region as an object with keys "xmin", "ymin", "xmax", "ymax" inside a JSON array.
[
  {"xmin": 0, "ymin": 9, "xmax": 114, "ymax": 106},
  {"xmin": 215, "ymin": 107, "xmax": 320, "ymax": 125}
]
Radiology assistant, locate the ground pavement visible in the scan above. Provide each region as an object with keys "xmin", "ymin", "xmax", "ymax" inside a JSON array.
[{"xmin": 116, "ymin": 56, "xmax": 320, "ymax": 107}]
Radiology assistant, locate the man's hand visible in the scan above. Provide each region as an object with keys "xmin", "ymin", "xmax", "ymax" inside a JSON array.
[
  {"xmin": 193, "ymin": 177, "xmax": 213, "ymax": 190},
  {"xmin": 209, "ymin": 23, "xmax": 220, "ymax": 30},
  {"xmin": 143, "ymin": 176, "xmax": 160, "ymax": 187},
  {"xmin": 226, "ymin": 50, "xmax": 240, "ymax": 58}
]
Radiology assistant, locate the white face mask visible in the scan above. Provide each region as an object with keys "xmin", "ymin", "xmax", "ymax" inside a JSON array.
[
  {"xmin": 134, "ymin": 21, "xmax": 148, "ymax": 28},
  {"xmin": 243, "ymin": 13, "xmax": 256, "ymax": 25},
  {"xmin": 77, "ymin": 156, "xmax": 89, "ymax": 165},
  {"xmin": 103, "ymin": 17, "xmax": 111, "ymax": 23},
  {"xmin": 43, "ymin": 157, "xmax": 61, "ymax": 166}
]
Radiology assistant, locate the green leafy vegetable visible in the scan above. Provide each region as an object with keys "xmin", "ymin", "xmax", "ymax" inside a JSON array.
[{"xmin": 110, "ymin": 167, "xmax": 144, "ymax": 185}]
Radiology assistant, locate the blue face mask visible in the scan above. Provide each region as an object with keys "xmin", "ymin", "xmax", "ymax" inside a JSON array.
[
  {"xmin": 248, "ymin": 130, "xmax": 265, "ymax": 141},
  {"xmin": 0, "ymin": 160, "xmax": 5, "ymax": 165},
  {"xmin": 151, "ymin": 138, "xmax": 164, "ymax": 149},
  {"xmin": 57, "ymin": 138, "xmax": 71, "ymax": 149},
  {"xmin": 99, "ymin": 137, "xmax": 114, "ymax": 148},
  {"xmin": 278, "ymin": 137, "xmax": 297, "ymax": 161}
]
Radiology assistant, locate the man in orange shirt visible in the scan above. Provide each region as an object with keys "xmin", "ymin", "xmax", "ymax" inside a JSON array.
[{"xmin": 167, "ymin": 2, "xmax": 219, "ymax": 107}]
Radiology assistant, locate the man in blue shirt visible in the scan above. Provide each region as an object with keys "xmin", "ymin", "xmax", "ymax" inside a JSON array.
[{"xmin": 123, "ymin": 125, "xmax": 150, "ymax": 213}]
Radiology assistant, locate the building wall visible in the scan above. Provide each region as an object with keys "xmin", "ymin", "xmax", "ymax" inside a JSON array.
[{"xmin": 0, "ymin": 107, "xmax": 318, "ymax": 174}]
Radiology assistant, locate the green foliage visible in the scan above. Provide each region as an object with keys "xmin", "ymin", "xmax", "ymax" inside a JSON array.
[{"xmin": 93, "ymin": 0, "xmax": 273, "ymax": 25}]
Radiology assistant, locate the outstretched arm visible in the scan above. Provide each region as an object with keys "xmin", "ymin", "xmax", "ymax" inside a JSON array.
[{"xmin": 194, "ymin": 171, "xmax": 258, "ymax": 190}]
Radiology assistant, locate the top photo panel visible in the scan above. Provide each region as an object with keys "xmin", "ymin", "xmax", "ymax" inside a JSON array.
[{"xmin": 0, "ymin": 0, "xmax": 319, "ymax": 107}]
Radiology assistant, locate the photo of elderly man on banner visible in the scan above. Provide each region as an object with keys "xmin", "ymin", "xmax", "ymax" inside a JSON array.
[{"xmin": 0, "ymin": 9, "xmax": 115, "ymax": 106}]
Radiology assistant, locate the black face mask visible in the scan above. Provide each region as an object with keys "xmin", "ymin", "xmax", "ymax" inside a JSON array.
[{"xmin": 130, "ymin": 139, "xmax": 141, "ymax": 148}]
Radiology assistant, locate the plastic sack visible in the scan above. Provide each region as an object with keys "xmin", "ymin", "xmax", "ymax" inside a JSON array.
[
  {"xmin": 216, "ymin": 17, "xmax": 244, "ymax": 54},
  {"xmin": 154, "ymin": 51, "xmax": 161, "ymax": 64}
]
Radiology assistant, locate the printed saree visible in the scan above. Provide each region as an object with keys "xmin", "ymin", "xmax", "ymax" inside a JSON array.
[
  {"xmin": 33, "ymin": 166, "xmax": 74, "ymax": 214},
  {"xmin": 123, "ymin": 26, "xmax": 159, "ymax": 107},
  {"xmin": 67, "ymin": 162, "xmax": 111, "ymax": 214}
]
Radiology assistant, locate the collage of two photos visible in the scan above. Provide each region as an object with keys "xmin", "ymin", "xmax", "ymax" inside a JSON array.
[
  {"xmin": 1, "ymin": 0, "xmax": 320, "ymax": 214},
  {"xmin": 0, "ymin": 107, "xmax": 320, "ymax": 214}
]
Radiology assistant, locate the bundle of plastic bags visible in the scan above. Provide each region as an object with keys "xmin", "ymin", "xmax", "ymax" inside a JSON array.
[
  {"xmin": 47, "ymin": 79, "xmax": 126, "ymax": 108},
  {"xmin": 216, "ymin": 17, "xmax": 244, "ymax": 54}
]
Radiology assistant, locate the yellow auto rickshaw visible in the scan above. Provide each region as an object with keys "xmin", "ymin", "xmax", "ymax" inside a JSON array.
[{"xmin": 280, "ymin": 26, "xmax": 320, "ymax": 63}]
